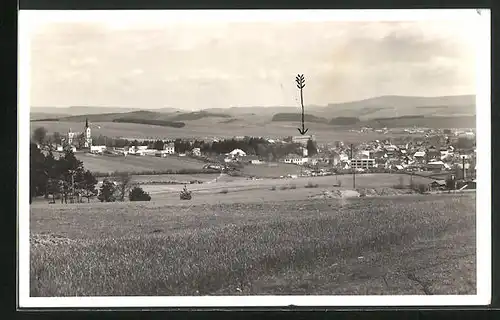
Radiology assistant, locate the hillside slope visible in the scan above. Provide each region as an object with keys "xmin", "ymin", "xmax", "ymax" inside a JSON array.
[{"xmin": 312, "ymin": 95, "xmax": 475, "ymax": 120}]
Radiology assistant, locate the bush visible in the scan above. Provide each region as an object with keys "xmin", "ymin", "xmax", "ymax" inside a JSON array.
[
  {"xmin": 305, "ymin": 181, "xmax": 319, "ymax": 188},
  {"xmin": 290, "ymin": 184, "xmax": 297, "ymax": 189},
  {"xmin": 220, "ymin": 189, "xmax": 229, "ymax": 194},
  {"xmin": 98, "ymin": 179, "xmax": 117, "ymax": 202},
  {"xmin": 180, "ymin": 185, "xmax": 192, "ymax": 200},
  {"xmin": 129, "ymin": 186, "xmax": 151, "ymax": 201},
  {"xmin": 416, "ymin": 183, "xmax": 429, "ymax": 194},
  {"xmin": 280, "ymin": 185, "xmax": 288, "ymax": 190},
  {"xmin": 270, "ymin": 186, "xmax": 276, "ymax": 191}
]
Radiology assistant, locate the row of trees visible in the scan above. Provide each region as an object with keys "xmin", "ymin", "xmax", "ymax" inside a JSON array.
[
  {"xmin": 30, "ymin": 141, "xmax": 151, "ymax": 204},
  {"xmin": 97, "ymin": 178, "xmax": 151, "ymax": 202},
  {"xmin": 33, "ymin": 127, "xmax": 88, "ymax": 149},
  {"xmin": 35, "ymin": 126, "xmax": 320, "ymax": 159},
  {"xmin": 98, "ymin": 135, "xmax": 318, "ymax": 160},
  {"xmin": 30, "ymin": 143, "xmax": 98, "ymax": 204}
]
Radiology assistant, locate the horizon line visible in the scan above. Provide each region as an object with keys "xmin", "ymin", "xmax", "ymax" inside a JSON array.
[{"xmin": 30, "ymin": 93, "xmax": 476, "ymax": 110}]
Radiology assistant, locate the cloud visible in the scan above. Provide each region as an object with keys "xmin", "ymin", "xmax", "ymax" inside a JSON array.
[{"xmin": 28, "ymin": 19, "xmax": 478, "ymax": 108}]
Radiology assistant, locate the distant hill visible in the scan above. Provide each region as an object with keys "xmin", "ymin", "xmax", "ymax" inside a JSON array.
[
  {"xmin": 219, "ymin": 118, "xmax": 241, "ymax": 124},
  {"xmin": 271, "ymin": 113, "xmax": 329, "ymax": 123},
  {"xmin": 30, "ymin": 106, "xmax": 142, "ymax": 116},
  {"xmin": 204, "ymin": 106, "xmax": 298, "ymax": 116},
  {"xmin": 329, "ymin": 117, "xmax": 361, "ymax": 125},
  {"xmin": 169, "ymin": 111, "xmax": 231, "ymax": 121},
  {"xmin": 30, "ymin": 106, "xmax": 182, "ymax": 116},
  {"xmin": 30, "ymin": 112, "xmax": 70, "ymax": 121},
  {"xmin": 112, "ymin": 118, "xmax": 185, "ymax": 128},
  {"xmin": 31, "ymin": 110, "xmax": 179, "ymax": 123},
  {"xmin": 29, "ymin": 95, "xmax": 476, "ymax": 129},
  {"xmin": 362, "ymin": 115, "xmax": 475, "ymax": 129},
  {"xmin": 30, "ymin": 110, "xmax": 228, "ymax": 128},
  {"xmin": 313, "ymin": 95, "xmax": 476, "ymax": 120}
]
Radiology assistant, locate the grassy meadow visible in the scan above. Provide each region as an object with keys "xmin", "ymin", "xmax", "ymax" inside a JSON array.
[
  {"xmin": 30, "ymin": 189, "xmax": 475, "ymax": 296},
  {"xmin": 75, "ymin": 152, "xmax": 207, "ymax": 174}
]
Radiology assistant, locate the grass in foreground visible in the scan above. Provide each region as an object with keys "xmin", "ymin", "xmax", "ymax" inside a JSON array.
[{"xmin": 30, "ymin": 194, "xmax": 475, "ymax": 296}]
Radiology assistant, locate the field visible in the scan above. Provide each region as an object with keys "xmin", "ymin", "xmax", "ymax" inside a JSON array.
[
  {"xmin": 74, "ymin": 152, "xmax": 207, "ymax": 174},
  {"xmin": 30, "ymin": 120, "xmax": 421, "ymax": 144},
  {"xmin": 135, "ymin": 173, "xmax": 435, "ymax": 199},
  {"xmin": 30, "ymin": 171, "xmax": 475, "ymax": 296}
]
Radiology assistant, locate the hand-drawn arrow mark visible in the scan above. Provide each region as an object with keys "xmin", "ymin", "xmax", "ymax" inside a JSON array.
[{"xmin": 295, "ymin": 74, "xmax": 308, "ymax": 135}]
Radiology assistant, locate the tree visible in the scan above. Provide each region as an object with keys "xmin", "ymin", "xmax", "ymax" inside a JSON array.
[
  {"xmin": 456, "ymin": 137, "xmax": 474, "ymax": 150},
  {"xmin": 129, "ymin": 186, "xmax": 151, "ymax": 201},
  {"xmin": 98, "ymin": 179, "xmax": 117, "ymax": 202},
  {"xmin": 153, "ymin": 140, "xmax": 165, "ymax": 151},
  {"xmin": 80, "ymin": 170, "xmax": 98, "ymax": 202},
  {"xmin": 52, "ymin": 132, "xmax": 62, "ymax": 145},
  {"xmin": 306, "ymin": 139, "xmax": 317, "ymax": 157},
  {"xmin": 115, "ymin": 171, "xmax": 132, "ymax": 201},
  {"xmin": 30, "ymin": 143, "xmax": 47, "ymax": 203},
  {"xmin": 446, "ymin": 175, "xmax": 456, "ymax": 191},
  {"xmin": 76, "ymin": 133, "xmax": 86, "ymax": 149},
  {"xmin": 57, "ymin": 149, "xmax": 85, "ymax": 203},
  {"xmin": 33, "ymin": 127, "xmax": 48, "ymax": 145}
]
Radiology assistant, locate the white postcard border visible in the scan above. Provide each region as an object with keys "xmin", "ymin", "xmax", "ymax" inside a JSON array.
[{"xmin": 18, "ymin": 9, "xmax": 491, "ymax": 308}]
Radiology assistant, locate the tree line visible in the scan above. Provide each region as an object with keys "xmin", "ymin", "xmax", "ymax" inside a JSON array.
[
  {"xmin": 30, "ymin": 142, "xmax": 151, "ymax": 204},
  {"xmin": 34, "ymin": 126, "xmax": 319, "ymax": 160},
  {"xmin": 30, "ymin": 142, "xmax": 98, "ymax": 204}
]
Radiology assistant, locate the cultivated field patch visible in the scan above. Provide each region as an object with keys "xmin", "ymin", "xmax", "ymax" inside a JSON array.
[{"xmin": 76, "ymin": 153, "xmax": 207, "ymax": 174}]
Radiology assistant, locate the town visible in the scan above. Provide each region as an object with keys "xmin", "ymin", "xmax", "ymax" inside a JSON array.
[{"xmin": 32, "ymin": 117, "xmax": 477, "ymax": 194}]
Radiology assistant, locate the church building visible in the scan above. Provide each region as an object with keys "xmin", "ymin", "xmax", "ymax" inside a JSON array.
[{"xmin": 66, "ymin": 118, "xmax": 92, "ymax": 149}]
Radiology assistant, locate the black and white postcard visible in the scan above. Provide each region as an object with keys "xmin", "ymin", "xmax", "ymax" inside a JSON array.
[{"xmin": 18, "ymin": 9, "xmax": 491, "ymax": 308}]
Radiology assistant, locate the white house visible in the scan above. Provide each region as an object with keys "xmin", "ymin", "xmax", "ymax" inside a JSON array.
[
  {"xmin": 155, "ymin": 150, "xmax": 170, "ymax": 157},
  {"xmin": 358, "ymin": 150, "xmax": 371, "ymax": 159},
  {"xmin": 349, "ymin": 158, "xmax": 375, "ymax": 170},
  {"xmin": 228, "ymin": 149, "xmax": 247, "ymax": 157},
  {"xmin": 192, "ymin": 147, "xmax": 201, "ymax": 156},
  {"xmin": 414, "ymin": 151, "xmax": 426, "ymax": 159},
  {"xmin": 427, "ymin": 160, "xmax": 447, "ymax": 171},
  {"xmin": 339, "ymin": 153, "xmax": 349, "ymax": 162},
  {"xmin": 440, "ymin": 150, "xmax": 449, "ymax": 159},
  {"xmin": 283, "ymin": 153, "xmax": 308, "ymax": 165},
  {"xmin": 243, "ymin": 155, "xmax": 262, "ymax": 164},
  {"xmin": 300, "ymin": 147, "xmax": 308, "ymax": 157},
  {"xmin": 144, "ymin": 149, "xmax": 157, "ymax": 156},
  {"xmin": 384, "ymin": 145, "xmax": 398, "ymax": 152},
  {"xmin": 292, "ymin": 135, "xmax": 315, "ymax": 146},
  {"xmin": 90, "ymin": 145, "xmax": 106, "ymax": 154},
  {"xmin": 163, "ymin": 143, "xmax": 175, "ymax": 154}
]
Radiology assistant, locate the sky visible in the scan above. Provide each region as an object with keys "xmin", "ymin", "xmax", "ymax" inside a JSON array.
[{"xmin": 25, "ymin": 10, "xmax": 480, "ymax": 110}]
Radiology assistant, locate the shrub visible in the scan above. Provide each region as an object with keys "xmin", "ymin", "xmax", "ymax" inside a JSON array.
[
  {"xmin": 416, "ymin": 183, "xmax": 429, "ymax": 194},
  {"xmin": 270, "ymin": 186, "xmax": 276, "ymax": 191},
  {"xmin": 220, "ymin": 189, "xmax": 229, "ymax": 194},
  {"xmin": 280, "ymin": 185, "xmax": 288, "ymax": 190},
  {"xmin": 290, "ymin": 184, "xmax": 297, "ymax": 189},
  {"xmin": 98, "ymin": 179, "xmax": 117, "ymax": 202},
  {"xmin": 180, "ymin": 185, "xmax": 192, "ymax": 200},
  {"xmin": 305, "ymin": 181, "xmax": 319, "ymax": 188},
  {"xmin": 129, "ymin": 186, "xmax": 151, "ymax": 202}
]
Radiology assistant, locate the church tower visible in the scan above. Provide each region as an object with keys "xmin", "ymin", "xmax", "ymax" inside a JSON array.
[
  {"xmin": 67, "ymin": 128, "xmax": 74, "ymax": 145},
  {"xmin": 84, "ymin": 118, "xmax": 92, "ymax": 148}
]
